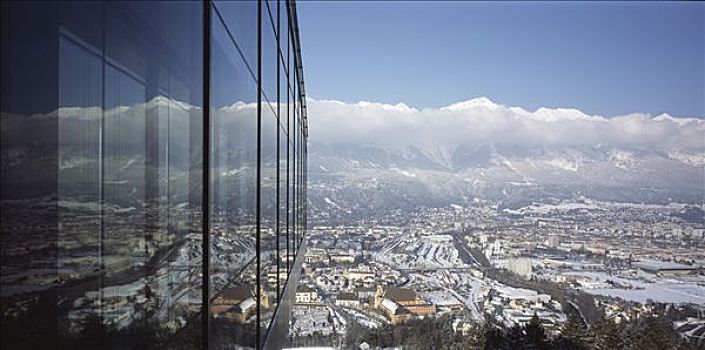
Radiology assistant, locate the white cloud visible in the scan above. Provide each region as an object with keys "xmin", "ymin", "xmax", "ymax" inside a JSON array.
[
  {"xmin": 306, "ymin": 97, "xmax": 705, "ymax": 151},
  {"xmin": 15, "ymin": 95, "xmax": 701, "ymax": 154}
]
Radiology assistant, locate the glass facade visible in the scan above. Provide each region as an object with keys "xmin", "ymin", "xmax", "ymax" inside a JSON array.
[{"xmin": 0, "ymin": 1, "xmax": 308, "ymax": 349}]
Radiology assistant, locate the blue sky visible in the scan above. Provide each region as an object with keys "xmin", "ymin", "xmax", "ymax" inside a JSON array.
[{"xmin": 298, "ymin": 1, "xmax": 704, "ymax": 118}]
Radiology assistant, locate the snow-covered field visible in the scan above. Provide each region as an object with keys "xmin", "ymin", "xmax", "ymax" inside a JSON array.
[
  {"xmin": 510, "ymin": 199, "xmax": 693, "ymax": 216},
  {"xmin": 570, "ymin": 271, "xmax": 705, "ymax": 305}
]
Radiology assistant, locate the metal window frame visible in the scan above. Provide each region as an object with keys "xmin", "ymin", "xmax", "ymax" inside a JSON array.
[{"xmin": 201, "ymin": 1, "xmax": 307, "ymax": 348}]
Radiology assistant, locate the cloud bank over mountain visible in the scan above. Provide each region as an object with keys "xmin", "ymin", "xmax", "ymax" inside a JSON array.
[{"xmin": 307, "ymin": 97, "xmax": 705, "ymax": 151}]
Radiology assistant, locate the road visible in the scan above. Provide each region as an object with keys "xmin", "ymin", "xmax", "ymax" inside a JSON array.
[
  {"xmin": 444, "ymin": 286, "xmax": 484, "ymax": 322},
  {"xmin": 451, "ymin": 234, "xmax": 482, "ymax": 268}
]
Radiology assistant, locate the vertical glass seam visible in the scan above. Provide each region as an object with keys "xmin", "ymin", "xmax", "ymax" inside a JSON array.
[
  {"xmin": 275, "ymin": 0, "xmax": 281, "ymax": 304},
  {"xmin": 256, "ymin": 0, "xmax": 263, "ymax": 348},
  {"xmin": 201, "ymin": 1, "xmax": 212, "ymax": 349}
]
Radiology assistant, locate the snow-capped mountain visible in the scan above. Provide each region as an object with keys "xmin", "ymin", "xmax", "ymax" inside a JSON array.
[
  {"xmin": 306, "ymin": 97, "xmax": 705, "ymax": 220},
  {"xmin": 3, "ymin": 95, "xmax": 702, "ymax": 221}
]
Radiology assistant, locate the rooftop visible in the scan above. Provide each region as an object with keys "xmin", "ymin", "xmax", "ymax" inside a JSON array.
[
  {"xmin": 337, "ymin": 292, "xmax": 358, "ymax": 301},
  {"xmin": 384, "ymin": 288, "xmax": 417, "ymax": 302},
  {"xmin": 218, "ymin": 287, "xmax": 252, "ymax": 302},
  {"xmin": 632, "ymin": 261, "xmax": 697, "ymax": 271}
]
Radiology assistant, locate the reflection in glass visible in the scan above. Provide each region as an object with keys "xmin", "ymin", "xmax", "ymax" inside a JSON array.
[
  {"xmin": 2, "ymin": 1, "xmax": 306, "ymax": 349},
  {"xmin": 2, "ymin": 2, "xmax": 204, "ymax": 348},
  {"xmin": 209, "ymin": 4, "xmax": 258, "ymax": 347}
]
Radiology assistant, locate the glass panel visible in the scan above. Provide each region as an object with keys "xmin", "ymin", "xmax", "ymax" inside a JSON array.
[
  {"xmin": 290, "ymin": 101, "xmax": 296, "ymax": 257},
  {"xmin": 278, "ymin": 0, "xmax": 290, "ymax": 280},
  {"xmin": 300, "ymin": 126, "xmax": 305, "ymax": 242},
  {"xmin": 279, "ymin": 124, "xmax": 289, "ymax": 276},
  {"xmin": 267, "ymin": 0, "xmax": 278, "ymax": 39},
  {"xmin": 262, "ymin": 4, "xmax": 277, "ymax": 106},
  {"xmin": 296, "ymin": 124, "xmax": 301, "ymax": 247},
  {"xmin": 1, "ymin": 1, "xmax": 306, "ymax": 348},
  {"xmin": 287, "ymin": 48, "xmax": 294, "ymax": 262},
  {"xmin": 210, "ymin": 9, "xmax": 258, "ymax": 348},
  {"xmin": 100, "ymin": 2, "xmax": 204, "ymax": 348},
  {"xmin": 260, "ymin": 2, "xmax": 279, "ymax": 338},
  {"xmin": 1, "ymin": 2, "xmax": 203, "ymax": 348},
  {"xmin": 213, "ymin": 0, "xmax": 257, "ymax": 78},
  {"xmin": 295, "ymin": 106, "xmax": 301, "ymax": 251},
  {"xmin": 58, "ymin": 26, "xmax": 103, "ymax": 347},
  {"xmin": 260, "ymin": 103, "xmax": 278, "ymax": 340},
  {"xmin": 280, "ymin": 0, "xmax": 289, "ymax": 71}
]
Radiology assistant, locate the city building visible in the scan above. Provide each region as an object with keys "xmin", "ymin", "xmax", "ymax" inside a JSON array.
[
  {"xmin": 295, "ymin": 285, "xmax": 317, "ymax": 304},
  {"xmin": 508, "ymin": 256, "xmax": 534, "ymax": 280},
  {"xmin": 356, "ymin": 287, "xmax": 378, "ymax": 307},
  {"xmin": 632, "ymin": 261, "xmax": 698, "ymax": 276},
  {"xmin": 374, "ymin": 287, "xmax": 437, "ymax": 320},
  {"xmin": 0, "ymin": 1, "xmax": 308, "ymax": 349},
  {"xmin": 335, "ymin": 292, "xmax": 360, "ymax": 308},
  {"xmin": 210, "ymin": 287, "xmax": 258, "ymax": 324},
  {"xmin": 379, "ymin": 298, "xmax": 413, "ymax": 325},
  {"xmin": 346, "ymin": 269, "xmax": 376, "ymax": 282}
]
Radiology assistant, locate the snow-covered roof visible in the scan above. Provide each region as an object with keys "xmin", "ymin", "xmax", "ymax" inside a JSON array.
[
  {"xmin": 632, "ymin": 261, "xmax": 696, "ymax": 271},
  {"xmin": 236, "ymin": 297, "xmax": 256, "ymax": 312},
  {"xmin": 380, "ymin": 298, "xmax": 400, "ymax": 314}
]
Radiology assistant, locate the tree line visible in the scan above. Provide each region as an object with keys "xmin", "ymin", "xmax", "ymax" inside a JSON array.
[{"xmin": 345, "ymin": 313, "xmax": 702, "ymax": 350}]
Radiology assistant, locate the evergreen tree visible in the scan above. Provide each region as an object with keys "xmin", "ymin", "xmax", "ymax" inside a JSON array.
[
  {"xmin": 482, "ymin": 319, "xmax": 508, "ymax": 350},
  {"xmin": 465, "ymin": 319, "xmax": 488, "ymax": 349},
  {"xmin": 625, "ymin": 316, "xmax": 692, "ymax": 350},
  {"xmin": 592, "ymin": 319, "xmax": 626, "ymax": 350},
  {"xmin": 524, "ymin": 314, "xmax": 549, "ymax": 350},
  {"xmin": 506, "ymin": 324, "xmax": 528, "ymax": 349},
  {"xmin": 557, "ymin": 314, "xmax": 591, "ymax": 349}
]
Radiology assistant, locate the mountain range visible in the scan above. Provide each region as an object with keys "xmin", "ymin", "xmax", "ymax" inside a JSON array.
[{"xmin": 306, "ymin": 97, "xmax": 704, "ymax": 220}]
